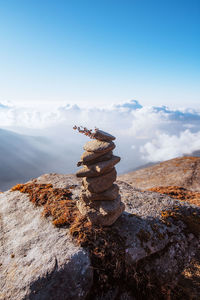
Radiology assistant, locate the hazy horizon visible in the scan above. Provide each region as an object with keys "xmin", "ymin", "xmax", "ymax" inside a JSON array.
[{"xmin": 1, "ymin": 99, "xmax": 200, "ymax": 191}]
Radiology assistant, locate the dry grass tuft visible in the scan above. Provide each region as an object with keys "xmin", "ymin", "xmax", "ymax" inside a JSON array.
[
  {"xmin": 11, "ymin": 182, "xmax": 77, "ymax": 227},
  {"xmin": 149, "ymin": 186, "xmax": 200, "ymax": 207},
  {"xmin": 70, "ymin": 215, "xmax": 126, "ymax": 295}
]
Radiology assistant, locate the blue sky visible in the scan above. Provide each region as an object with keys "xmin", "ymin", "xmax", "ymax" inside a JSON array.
[{"xmin": 0, "ymin": 0, "xmax": 199, "ymax": 108}]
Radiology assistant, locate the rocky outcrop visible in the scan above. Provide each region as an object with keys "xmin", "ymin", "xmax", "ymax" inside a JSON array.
[
  {"xmin": 119, "ymin": 156, "xmax": 200, "ymax": 192},
  {"xmin": 0, "ymin": 176, "xmax": 92, "ymax": 300},
  {"xmin": 0, "ymin": 173, "xmax": 199, "ymax": 299}
]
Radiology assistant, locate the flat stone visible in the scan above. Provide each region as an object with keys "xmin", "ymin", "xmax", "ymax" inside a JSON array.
[
  {"xmin": 76, "ymin": 156, "xmax": 120, "ymax": 178},
  {"xmin": 93, "ymin": 129, "xmax": 116, "ymax": 142},
  {"xmin": 80, "ymin": 150, "xmax": 112, "ymax": 164},
  {"xmin": 76, "ymin": 165, "xmax": 111, "ymax": 178},
  {"xmin": 81, "ymin": 184, "xmax": 119, "ymax": 201},
  {"xmin": 76, "ymin": 195, "xmax": 125, "ymax": 226},
  {"xmin": 82, "ymin": 168, "xmax": 117, "ymax": 193},
  {"xmin": 78, "ymin": 151, "xmax": 113, "ymax": 166},
  {"xmin": 83, "ymin": 140, "xmax": 115, "ymax": 153}
]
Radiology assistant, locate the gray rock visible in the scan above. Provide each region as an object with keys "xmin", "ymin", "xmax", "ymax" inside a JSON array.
[
  {"xmin": 82, "ymin": 168, "xmax": 117, "ymax": 193},
  {"xmin": 93, "ymin": 129, "xmax": 116, "ymax": 142},
  {"xmin": 83, "ymin": 140, "xmax": 115, "ymax": 153},
  {"xmin": 38, "ymin": 175, "xmax": 200, "ymax": 288},
  {"xmin": 76, "ymin": 156, "xmax": 120, "ymax": 178},
  {"xmin": 0, "ymin": 187, "xmax": 92, "ymax": 300},
  {"xmin": 115, "ymin": 180, "xmax": 200, "ymax": 285},
  {"xmin": 77, "ymin": 195, "xmax": 125, "ymax": 226},
  {"xmin": 81, "ymin": 184, "xmax": 119, "ymax": 201},
  {"xmin": 0, "ymin": 173, "xmax": 199, "ymax": 298}
]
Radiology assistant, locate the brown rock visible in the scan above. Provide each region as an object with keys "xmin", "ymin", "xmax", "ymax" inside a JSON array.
[
  {"xmin": 80, "ymin": 150, "xmax": 112, "ymax": 164},
  {"xmin": 78, "ymin": 151, "xmax": 113, "ymax": 166},
  {"xmin": 83, "ymin": 140, "xmax": 115, "ymax": 153},
  {"xmin": 93, "ymin": 129, "xmax": 116, "ymax": 142},
  {"xmin": 82, "ymin": 168, "xmax": 117, "ymax": 193},
  {"xmin": 81, "ymin": 184, "xmax": 119, "ymax": 201},
  {"xmin": 76, "ymin": 156, "xmax": 120, "ymax": 178},
  {"xmin": 76, "ymin": 165, "xmax": 111, "ymax": 178},
  {"xmin": 76, "ymin": 195, "xmax": 125, "ymax": 226}
]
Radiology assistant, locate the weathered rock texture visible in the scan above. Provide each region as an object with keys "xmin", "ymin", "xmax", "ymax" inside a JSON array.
[
  {"xmin": 76, "ymin": 129, "xmax": 125, "ymax": 226},
  {"xmin": 0, "ymin": 176, "xmax": 92, "ymax": 300},
  {"xmin": 119, "ymin": 156, "xmax": 200, "ymax": 192},
  {"xmin": 0, "ymin": 173, "xmax": 199, "ymax": 299}
]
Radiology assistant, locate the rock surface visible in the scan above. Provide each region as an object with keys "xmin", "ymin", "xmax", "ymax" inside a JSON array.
[
  {"xmin": 0, "ymin": 173, "xmax": 199, "ymax": 299},
  {"xmin": 0, "ymin": 176, "xmax": 92, "ymax": 300},
  {"xmin": 149, "ymin": 185, "xmax": 200, "ymax": 207},
  {"xmin": 119, "ymin": 156, "xmax": 200, "ymax": 192}
]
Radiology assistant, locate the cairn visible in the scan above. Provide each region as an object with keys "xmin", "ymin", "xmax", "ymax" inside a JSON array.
[{"xmin": 75, "ymin": 127, "xmax": 125, "ymax": 226}]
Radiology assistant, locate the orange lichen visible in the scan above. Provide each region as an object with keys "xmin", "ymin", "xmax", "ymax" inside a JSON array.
[
  {"xmin": 149, "ymin": 186, "xmax": 200, "ymax": 207},
  {"xmin": 11, "ymin": 182, "xmax": 77, "ymax": 227},
  {"xmin": 161, "ymin": 207, "xmax": 200, "ymax": 238}
]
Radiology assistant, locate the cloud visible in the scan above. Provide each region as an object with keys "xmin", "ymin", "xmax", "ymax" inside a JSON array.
[
  {"xmin": 1, "ymin": 99, "xmax": 200, "ymax": 190},
  {"xmin": 113, "ymin": 99, "xmax": 143, "ymax": 111},
  {"xmin": 140, "ymin": 130, "xmax": 200, "ymax": 162}
]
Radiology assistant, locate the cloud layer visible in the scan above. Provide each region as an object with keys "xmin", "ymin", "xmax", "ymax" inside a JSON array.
[{"xmin": 0, "ymin": 99, "xmax": 200, "ymax": 190}]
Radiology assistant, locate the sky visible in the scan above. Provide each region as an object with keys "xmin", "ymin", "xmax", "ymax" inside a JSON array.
[
  {"xmin": 0, "ymin": 0, "xmax": 200, "ymax": 108},
  {"xmin": 0, "ymin": 0, "xmax": 200, "ymax": 189}
]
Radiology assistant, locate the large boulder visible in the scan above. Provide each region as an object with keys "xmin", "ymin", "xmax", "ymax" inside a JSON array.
[
  {"xmin": 116, "ymin": 180, "xmax": 200, "ymax": 285},
  {"xmin": 0, "ymin": 173, "xmax": 199, "ymax": 299},
  {"xmin": 0, "ymin": 175, "xmax": 92, "ymax": 300}
]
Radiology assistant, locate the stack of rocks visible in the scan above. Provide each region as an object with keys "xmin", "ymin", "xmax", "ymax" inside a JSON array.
[{"xmin": 76, "ymin": 129, "xmax": 125, "ymax": 226}]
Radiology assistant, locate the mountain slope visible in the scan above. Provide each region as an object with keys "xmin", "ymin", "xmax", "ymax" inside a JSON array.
[
  {"xmin": 119, "ymin": 156, "xmax": 200, "ymax": 192},
  {"xmin": 0, "ymin": 129, "xmax": 53, "ymax": 191}
]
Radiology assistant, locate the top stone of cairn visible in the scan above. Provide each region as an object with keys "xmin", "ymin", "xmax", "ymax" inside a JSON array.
[{"xmin": 93, "ymin": 129, "xmax": 116, "ymax": 142}]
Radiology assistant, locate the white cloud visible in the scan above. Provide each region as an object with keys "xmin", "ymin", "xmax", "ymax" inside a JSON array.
[
  {"xmin": 140, "ymin": 130, "xmax": 200, "ymax": 162},
  {"xmin": 0, "ymin": 99, "xmax": 200, "ymax": 188},
  {"xmin": 113, "ymin": 99, "xmax": 143, "ymax": 111}
]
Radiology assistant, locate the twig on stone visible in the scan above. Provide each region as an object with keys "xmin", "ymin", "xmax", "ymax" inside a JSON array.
[{"xmin": 73, "ymin": 125, "xmax": 99, "ymax": 139}]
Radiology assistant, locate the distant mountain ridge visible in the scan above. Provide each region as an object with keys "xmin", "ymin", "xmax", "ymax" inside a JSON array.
[
  {"xmin": 119, "ymin": 156, "xmax": 200, "ymax": 192},
  {"xmin": 0, "ymin": 129, "xmax": 53, "ymax": 191},
  {"xmin": 126, "ymin": 150, "xmax": 200, "ymax": 173}
]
